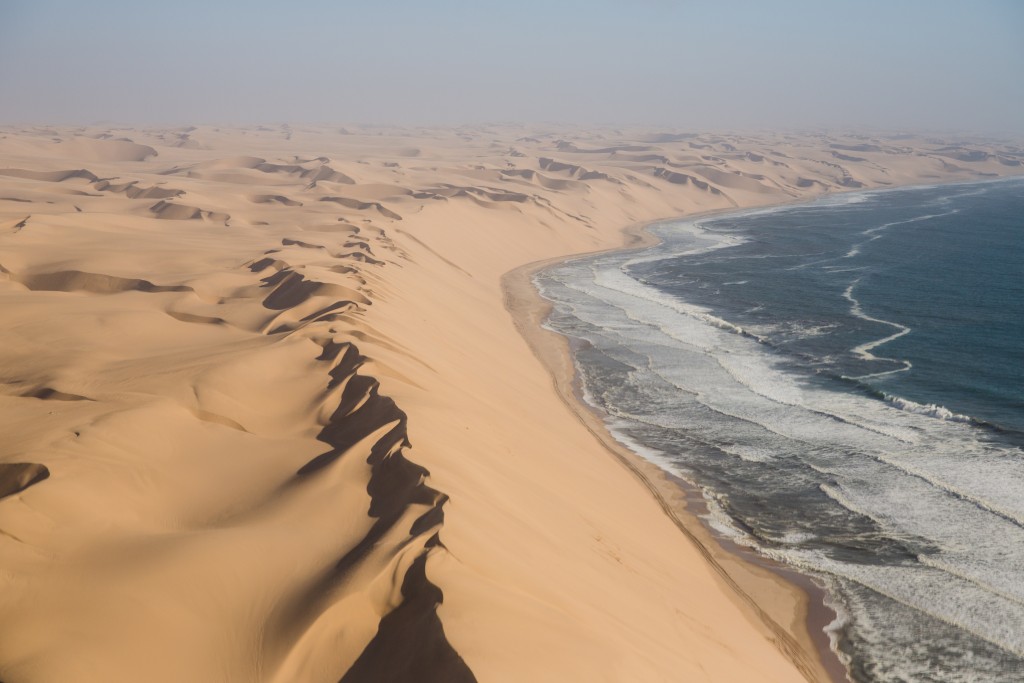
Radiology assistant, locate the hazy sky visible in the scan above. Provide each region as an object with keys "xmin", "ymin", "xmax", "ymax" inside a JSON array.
[{"xmin": 1, "ymin": 0, "xmax": 1022, "ymax": 133}]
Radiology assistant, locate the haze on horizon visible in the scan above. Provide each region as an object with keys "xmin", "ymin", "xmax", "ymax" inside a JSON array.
[{"xmin": 1, "ymin": 0, "xmax": 1022, "ymax": 135}]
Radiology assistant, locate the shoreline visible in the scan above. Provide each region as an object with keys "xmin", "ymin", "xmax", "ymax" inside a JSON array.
[
  {"xmin": 499, "ymin": 172, "xmax": 1024, "ymax": 681},
  {"xmin": 502, "ymin": 212, "xmax": 851, "ymax": 683}
]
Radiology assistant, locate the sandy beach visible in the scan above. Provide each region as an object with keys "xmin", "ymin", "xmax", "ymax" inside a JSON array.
[{"xmin": 1, "ymin": 124, "xmax": 1022, "ymax": 682}]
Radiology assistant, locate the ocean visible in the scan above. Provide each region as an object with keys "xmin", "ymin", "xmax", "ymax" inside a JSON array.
[{"xmin": 536, "ymin": 177, "xmax": 1024, "ymax": 682}]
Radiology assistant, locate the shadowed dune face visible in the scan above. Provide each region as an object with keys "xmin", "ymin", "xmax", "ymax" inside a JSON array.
[
  {"xmin": 0, "ymin": 123, "xmax": 1021, "ymax": 683},
  {"xmin": 256, "ymin": 161, "xmax": 356, "ymax": 185},
  {"xmin": 339, "ymin": 551, "xmax": 476, "ymax": 683},
  {"xmin": 0, "ymin": 462, "xmax": 49, "ymax": 500},
  {"xmin": 20, "ymin": 386, "xmax": 93, "ymax": 401},
  {"xmin": 12, "ymin": 269, "xmax": 193, "ymax": 294},
  {"xmin": 93, "ymin": 179, "xmax": 184, "ymax": 199},
  {"xmin": 0, "ymin": 168, "xmax": 100, "ymax": 183},
  {"xmin": 149, "ymin": 199, "xmax": 231, "ymax": 223},
  {"xmin": 252, "ymin": 193, "xmax": 304, "ymax": 206},
  {"xmin": 320, "ymin": 196, "xmax": 403, "ymax": 220},
  {"xmin": 275, "ymin": 341, "xmax": 476, "ymax": 683}
]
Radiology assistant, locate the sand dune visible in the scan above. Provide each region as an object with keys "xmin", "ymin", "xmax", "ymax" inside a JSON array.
[
  {"xmin": 93, "ymin": 179, "xmax": 184, "ymax": 199},
  {"xmin": 0, "ymin": 167, "xmax": 100, "ymax": 183},
  {"xmin": 255, "ymin": 160, "xmax": 356, "ymax": 185},
  {"xmin": 654, "ymin": 167, "xmax": 727, "ymax": 193},
  {"xmin": 499, "ymin": 168, "xmax": 579, "ymax": 191},
  {"xmin": 251, "ymin": 193, "xmax": 304, "ymax": 206},
  {"xmin": 11, "ymin": 269, "xmax": 193, "ymax": 295},
  {"xmin": 55, "ymin": 137, "xmax": 158, "ymax": 162},
  {"xmin": 149, "ymin": 199, "xmax": 230, "ymax": 223},
  {"xmin": 0, "ymin": 123, "xmax": 1022, "ymax": 683},
  {"xmin": 320, "ymin": 196, "xmax": 403, "ymax": 220},
  {"xmin": 539, "ymin": 156, "xmax": 614, "ymax": 181}
]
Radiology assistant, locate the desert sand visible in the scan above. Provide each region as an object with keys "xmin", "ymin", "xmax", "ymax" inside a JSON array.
[{"xmin": 1, "ymin": 123, "xmax": 1021, "ymax": 683}]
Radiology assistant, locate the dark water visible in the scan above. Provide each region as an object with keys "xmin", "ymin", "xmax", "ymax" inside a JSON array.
[{"xmin": 537, "ymin": 178, "xmax": 1024, "ymax": 682}]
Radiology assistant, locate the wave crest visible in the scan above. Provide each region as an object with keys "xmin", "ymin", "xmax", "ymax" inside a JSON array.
[{"xmin": 884, "ymin": 393, "xmax": 974, "ymax": 424}]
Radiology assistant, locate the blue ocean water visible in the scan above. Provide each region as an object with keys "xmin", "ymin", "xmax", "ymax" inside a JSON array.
[{"xmin": 536, "ymin": 177, "xmax": 1024, "ymax": 682}]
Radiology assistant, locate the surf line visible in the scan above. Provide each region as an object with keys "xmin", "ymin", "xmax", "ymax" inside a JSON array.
[{"xmin": 842, "ymin": 278, "xmax": 912, "ymax": 380}]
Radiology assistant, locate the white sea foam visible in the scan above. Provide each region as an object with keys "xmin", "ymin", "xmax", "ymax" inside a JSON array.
[
  {"xmin": 700, "ymin": 490, "xmax": 759, "ymax": 546},
  {"xmin": 861, "ymin": 209, "xmax": 958, "ymax": 236},
  {"xmin": 747, "ymin": 320, "xmax": 839, "ymax": 341},
  {"xmin": 604, "ymin": 420, "xmax": 687, "ymax": 477},
  {"xmin": 820, "ymin": 583, "xmax": 855, "ymax": 678},
  {"xmin": 818, "ymin": 266, "xmax": 866, "ymax": 273},
  {"xmin": 842, "ymin": 279, "xmax": 912, "ymax": 378},
  {"xmin": 884, "ymin": 393, "xmax": 974, "ymax": 423}
]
